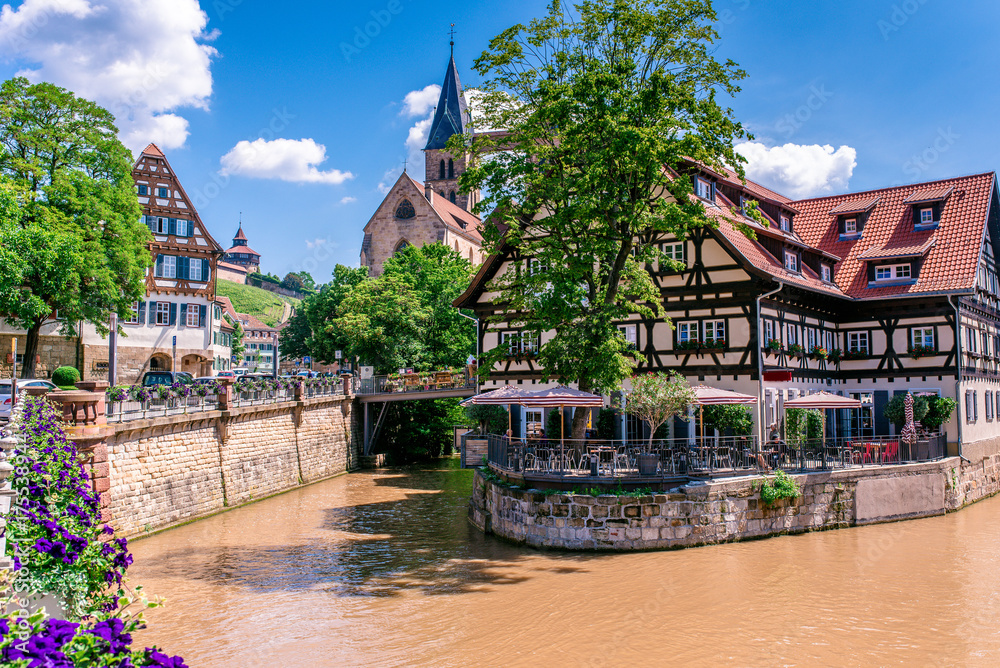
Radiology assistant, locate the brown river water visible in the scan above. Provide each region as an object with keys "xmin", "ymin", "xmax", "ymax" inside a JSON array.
[{"xmin": 129, "ymin": 460, "xmax": 1000, "ymax": 667}]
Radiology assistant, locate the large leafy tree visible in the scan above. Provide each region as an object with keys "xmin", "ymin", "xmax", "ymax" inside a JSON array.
[
  {"xmin": 279, "ymin": 264, "xmax": 369, "ymax": 364},
  {"xmin": 0, "ymin": 77, "xmax": 149, "ymax": 378},
  {"xmin": 453, "ymin": 0, "xmax": 751, "ymax": 436}
]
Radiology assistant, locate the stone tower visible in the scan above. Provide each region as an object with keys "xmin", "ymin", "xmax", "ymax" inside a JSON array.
[{"xmin": 423, "ymin": 45, "xmax": 479, "ymax": 213}]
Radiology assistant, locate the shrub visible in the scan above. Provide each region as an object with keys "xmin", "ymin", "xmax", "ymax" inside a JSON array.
[
  {"xmin": 757, "ymin": 470, "xmax": 801, "ymax": 505},
  {"xmin": 465, "ymin": 404, "xmax": 507, "ymax": 434},
  {"xmin": 883, "ymin": 394, "xmax": 930, "ymax": 431},
  {"xmin": 51, "ymin": 366, "xmax": 80, "ymax": 389},
  {"xmin": 596, "ymin": 408, "xmax": 617, "ymax": 440},
  {"xmin": 546, "ymin": 408, "xmax": 564, "ymax": 439},
  {"xmin": 923, "ymin": 397, "xmax": 957, "ymax": 432},
  {"xmin": 702, "ymin": 404, "xmax": 754, "ymax": 436},
  {"xmin": 785, "ymin": 408, "xmax": 823, "ymax": 446}
]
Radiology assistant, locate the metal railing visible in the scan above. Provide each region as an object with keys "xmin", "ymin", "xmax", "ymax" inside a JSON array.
[
  {"xmin": 107, "ymin": 395, "xmax": 221, "ymax": 423},
  {"xmin": 483, "ymin": 432, "xmax": 948, "ymax": 479},
  {"xmin": 357, "ymin": 370, "xmax": 476, "ymax": 396}
]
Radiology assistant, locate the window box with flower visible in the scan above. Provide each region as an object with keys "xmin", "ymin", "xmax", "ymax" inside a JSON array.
[
  {"xmin": 787, "ymin": 343, "xmax": 805, "ymax": 358},
  {"xmin": 809, "ymin": 346, "xmax": 829, "ymax": 361},
  {"xmin": 842, "ymin": 349, "xmax": 869, "ymax": 360},
  {"xmin": 764, "ymin": 339, "xmax": 782, "ymax": 355},
  {"xmin": 908, "ymin": 344, "xmax": 936, "ymax": 359}
]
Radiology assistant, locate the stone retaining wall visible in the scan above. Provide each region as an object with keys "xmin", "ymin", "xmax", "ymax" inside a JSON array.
[
  {"xmin": 108, "ymin": 396, "xmax": 357, "ymax": 537},
  {"xmin": 471, "ymin": 456, "xmax": 1000, "ymax": 551}
]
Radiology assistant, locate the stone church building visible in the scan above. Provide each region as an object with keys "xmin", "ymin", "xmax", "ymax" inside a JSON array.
[{"xmin": 360, "ymin": 50, "xmax": 485, "ymax": 276}]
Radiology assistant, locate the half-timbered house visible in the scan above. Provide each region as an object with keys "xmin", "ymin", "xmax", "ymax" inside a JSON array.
[{"xmin": 455, "ymin": 164, "xmax": 1000, "ymax": 455}]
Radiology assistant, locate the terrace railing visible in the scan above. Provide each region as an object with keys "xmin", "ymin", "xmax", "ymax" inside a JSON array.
[
  {"xmin": 357, "ymin": 370, "xmax": 476, "ymax": 396},
  {"xmin": 107, "ymin": 394, "xmax": 221, "ymax": 423},
  {"xmin": 483, "ymin": 432, "xmax": 948, "ymax": 479}
]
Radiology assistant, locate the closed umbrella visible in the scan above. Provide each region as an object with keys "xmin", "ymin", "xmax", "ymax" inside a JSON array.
[{"xmin": 901, "ymin": 393, "xmax": 918, "ymax": 445}]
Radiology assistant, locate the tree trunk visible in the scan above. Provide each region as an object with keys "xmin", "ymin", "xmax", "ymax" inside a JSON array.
[
  {"xmin": 22, "ymin": 321, "xmax": 41, "ymax": 379},
  {"xmin": 571, "ymin": 378, "xmax": 592, "ymax": 439}
]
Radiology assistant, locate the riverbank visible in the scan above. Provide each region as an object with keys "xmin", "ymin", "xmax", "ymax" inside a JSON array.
[{"xmin": 470, "ymin": 451, "xmax": 1000, "ymax": 551}]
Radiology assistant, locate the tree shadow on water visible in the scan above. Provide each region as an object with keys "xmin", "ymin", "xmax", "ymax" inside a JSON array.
[{"xmin": 136, "ymin": 464, "xmax": 596, "ymax": 597}]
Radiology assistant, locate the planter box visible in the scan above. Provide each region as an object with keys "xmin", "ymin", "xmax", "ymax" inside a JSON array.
[{"xmin": 637, "ymin": 453, "xmax": 658, "ymax": 476}]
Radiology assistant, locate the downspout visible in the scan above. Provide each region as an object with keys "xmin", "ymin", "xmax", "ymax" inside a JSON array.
[
  {"xmin": 948, "ymin": 294, "xmax": 964, "ymax": 458},
  {"xmin": 757, "ymin": 281, "xmax": 784, "ymax": 445}
]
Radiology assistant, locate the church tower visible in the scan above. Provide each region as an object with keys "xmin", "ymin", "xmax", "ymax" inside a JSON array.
[{"xmin": 423, "ymin": 44, "xmax": 479, "ymax": 212}]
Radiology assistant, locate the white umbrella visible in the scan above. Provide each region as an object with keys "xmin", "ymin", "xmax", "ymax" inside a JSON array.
[
  {"xmin": 690, "ymin": 386, "xmax": 757, "ymax": 440},
  {"xmin": 460, "ymin": 385, "xmax": 535, "ymax": 434},
  {"xmin": 517, "ymin": 386, "xmax": 604, "ymax": 449}
]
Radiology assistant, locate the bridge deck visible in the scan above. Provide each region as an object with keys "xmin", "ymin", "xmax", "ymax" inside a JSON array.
[{"xmin": 357, "ymin": 387, "xmax": 477, "ymax": 403}]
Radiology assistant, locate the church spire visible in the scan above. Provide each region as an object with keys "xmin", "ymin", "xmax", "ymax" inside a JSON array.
[{"xmin": 424, "ymin": 42, "xmax": 468, "ymax": 151}]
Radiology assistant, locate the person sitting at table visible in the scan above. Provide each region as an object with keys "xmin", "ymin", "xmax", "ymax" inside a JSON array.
[{"xmin": 756, "ymin": 428, "xmax": 786, "ymax": 472}]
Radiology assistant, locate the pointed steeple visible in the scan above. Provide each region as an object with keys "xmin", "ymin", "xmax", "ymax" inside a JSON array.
[
  {"xmin": 234, "ymin": 223, "xmax": 247, "ymax": 244},
  {"xmin": 424, "ymin": 51, "xmax": 469, "ymax": 150}
]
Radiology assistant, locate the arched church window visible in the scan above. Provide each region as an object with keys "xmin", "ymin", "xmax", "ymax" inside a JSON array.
[
  {"xmin": 395, "ymin": 199, "xmax": 415, "ymax": 219},
  {"xmin": 439, "ymin": 160, "xmax": 446, "ymax": 180},
  {"xmin": 395, "ymin": 240, "xmax": 410, "ymax": 254},
  {"xmin": 449, "ymin": 191, "xmax": 457, "ymax": 204},
  {"xmin": 448, "ymin": 159, "xmax": 455, "ymax": 179}
]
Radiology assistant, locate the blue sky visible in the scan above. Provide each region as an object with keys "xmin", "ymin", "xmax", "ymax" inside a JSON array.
[{"xmin": 0, "ymin": 0, "xmax": 997, "ymax": 282}]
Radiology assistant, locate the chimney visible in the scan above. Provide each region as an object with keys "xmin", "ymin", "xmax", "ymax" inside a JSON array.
[{"xmin": 425, "ymin": 183, "xmax": 434, "ymax": 204}]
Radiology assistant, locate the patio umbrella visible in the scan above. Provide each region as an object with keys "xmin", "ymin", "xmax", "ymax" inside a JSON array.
[
  {"xmin": 784, "ymin": 391, "xmax": 862, "ymax": 446},
  {"xmin": 459, "ymin": 385, "xmax": 535, "ymax": 435},
  {"xmin": 900, "ymin": 393, "xmax": 918, "ymax": 445},
  {"xmin": 690, "ymin": 386, "xmax": 757, "ymax": 440},
  {"xmin": 517, "ymin": 386, "xmax": 604, "ymax": 451}
]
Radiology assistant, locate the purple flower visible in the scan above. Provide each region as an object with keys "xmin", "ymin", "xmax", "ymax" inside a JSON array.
[{"xmin": 144, "ymin": 649, "xmax": 189, "ymax": 668}]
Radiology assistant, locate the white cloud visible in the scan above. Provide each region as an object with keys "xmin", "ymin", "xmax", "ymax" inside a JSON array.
[
  {"xmin": 0, "ymin": 0, "xmax": 217, "ymax": 153},
  {"xmin": 377, "ymin": 167, "xmax": 401, "ymax": 194},
  {"xmin": 305, "ymin": 238, "xmax": 327, "ymax": 249},
  {"xmin": 402, "ymin": 84, "xmax": 439, "ymax": 118},
  {"xmin": 220, "ymin": 138, "xmax": 354, "ymax": 185},
  {"xmin": 339, "ymin": 196, "xmax": 357, "ymax": 205},
  {"xmin": 736, "ymin": 142, "xmax": 857, "ymax": 199}
]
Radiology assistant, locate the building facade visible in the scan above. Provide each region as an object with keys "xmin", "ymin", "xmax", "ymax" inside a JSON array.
[
  {"xmin": 360, "ymin": 50, "xmax": 485, "ymax": 276},
  {"xmin": 456, "ymin": 164, "xmax": 1000, "ymax": 454},
  {"xmin": 223, "ymin": 224, "xmax": 261, "ymax": 273}
]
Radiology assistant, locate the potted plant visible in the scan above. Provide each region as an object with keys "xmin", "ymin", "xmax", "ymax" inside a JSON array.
[
  {"xmin": 828, "ymin": 348, "xmax": 842, "ymax": 364},
  {"xmin": 764, "ymin": 338, "xmax": 782, "ymax": 355},
  {"xmin": 842, "ymin": 349, "xmax": 868, "ymax": 360},
  {"xmin": 704, "ymin": 338, "xmax": 726, "ymax": 350},
  {"xmin": 810, "ymin": 345, "xmax": 829, "ymax": 361},
  {"xmin": 908, "ymin": 344, "xmax": 935, "ymax": 359},
  {"xmin": 787, "ymin": 343, "xmax": 805, "ymax": 358}
]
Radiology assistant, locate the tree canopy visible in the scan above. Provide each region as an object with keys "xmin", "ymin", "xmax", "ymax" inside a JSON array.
[
  {"xmin": 624, "ymin": 372, "xmax": 695, "ymax": 446},
  {"xmin": 453, "ymin": 0, "xmax": 751, "ymax": 435},
  {"xmin": 0, "ymin": 77, "xmax": 149, "ymax": 377}
]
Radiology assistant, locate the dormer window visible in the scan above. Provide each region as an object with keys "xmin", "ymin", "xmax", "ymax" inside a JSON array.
[
  {"xmin": 821, "ymin": 264, "xmax": 832, "ymax": 282},
  {"xmin": 780, "ymin": 215, "xmax": 790, "ymax": 232},
  {"xmin": 695, "ymin": 177, "xmax": 714, "ymax": 202},
  {"xmin": 919, "ymin": 208, "xmax": 933, "ymax": 225},
  {"xmin": 844, "ymin": 218, "xmax": 857, "ymax": 235},
  {"xmin": 874, "ymin": 263, "xmax": 912, "ymax": 282},
  {"xmin": 914, "ymin": 204, "xmax": 941, "ymax": 230},
  {"xmin": 784, "ymin": 251, "xmax": 799, "ymax": 273}
]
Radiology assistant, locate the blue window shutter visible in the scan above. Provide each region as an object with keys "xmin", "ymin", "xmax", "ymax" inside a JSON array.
[
  {"xmin": 169, "ymin": 303, "xmax": 177, "ymax": 326},
  {"xmin": 168, "ymin": 218, "xmax": 176, "ymax": 236},
  {"xmin": 180, "ymin": 303, "xmax": 188, "ymax": 325},
  {"xmin": 138, "ymin": 301, "xmax": 146, "ymax": 322},
  {"xmin": 202, "ymin": 259, "xmax": 210, "ymax": 282},
  {"xmin": 155, "ymin": 254, "xmax": 164, "ymax": 277},
  {"xmin": 199, "ymin": 305, "xmax": 207, "ymax": 328},
  {"xmin": 147, "ymin": 302, "xmax": 157, "ymax": 325},
  {"xmin": 178, "ymin": 256, "xmax": 190, "ymax": 280}
]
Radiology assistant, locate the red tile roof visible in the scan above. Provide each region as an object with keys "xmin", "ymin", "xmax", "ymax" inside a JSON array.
[
  {"xmin": 857, "ymin": 238, "xmax": 936, "ymax": 260},
  {"xmin": 405, "ymin": 174, "xmax": 484, "ymax": 241},
  {"xmin": 224, "ymin": 245, "xmax": 261, "ymax": 257},
  {"xmin": 792, "ymin": 172, "xmax": 995, "ymax": 299},
  {"xmin": 716, "ymin": 164, "xmax": 795, "ymax": 207},
  {"xmin": 903, "ymin": 186, "xmax": 953, "ymax": 204},
  {"xmin": 234, "ymin": 225, "xmax": 248, "ymax": 241},
  {"xmin": 217, "ymin": 261, "xmax": 248, "ymax": 274},
  {"xmin": 235, "ymin": 312, "xmax": 274, "ymax": 332},
  {"xmin": 141, "ymin": 143, "xmax": 164, "ymax": 158},
  {"xmin": 828, "ymin": 197, "xmax": 880, "ymax": 216}
]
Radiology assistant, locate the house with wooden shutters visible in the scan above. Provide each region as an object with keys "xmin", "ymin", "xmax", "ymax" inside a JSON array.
[{"xmin": 455, "ymin": 162, "xmax": 1000, "ymax": 457}]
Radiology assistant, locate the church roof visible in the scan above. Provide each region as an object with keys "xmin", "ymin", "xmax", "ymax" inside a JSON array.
[
  {"xmin": 234, "ymin": 224, "xmax": 247, "ymax": 241},
  {"xmin": 424, "ymin": 54, "xmax": 469, "ymax": 150},
  {"xmin": 405, "ymin": 174, "xmax": 483, "ymax": 241}
]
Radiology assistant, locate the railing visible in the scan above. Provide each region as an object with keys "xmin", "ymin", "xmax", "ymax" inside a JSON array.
[
  {"xmin": 483, "ymin": 432, "xmax": 948, "ymax": 479},
  {"xmin": 107, "ymin": 395, "xmax": 221, "ymax": 423},
  {"xmin": 231, "ymin": 387, "xmax": 294, "ymax": 407},
  {"xmin": 357, "ymin": 370, "xmax": 476, "ymax": 396},
  {"xmin": 300, "ymin": 380, "xmax": 345, "ymax": 399}
]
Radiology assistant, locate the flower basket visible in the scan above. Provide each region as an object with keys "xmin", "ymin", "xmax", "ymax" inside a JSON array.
[
  {"xmin": 909, "ymin": 345, "xmax": 935, "ymax": 359},
  {"xmin": 764, "ymin": 339, "xmax": 782, "ymax": 355},
  {"xmin": 809, "ymin": 346, "xmax": 829, "ymax": 361},
  {"xmin": 828, "ymin": 348, "xmax": 842, "ymax": 364},
  {"xmin": 787, "ymin": 344, "xmax": 805, "ymax": 358},
  {"xmin": 842, "ymin": 349, "xmax": 868, "ymax": 361}
]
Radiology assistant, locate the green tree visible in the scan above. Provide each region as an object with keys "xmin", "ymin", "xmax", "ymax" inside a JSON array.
[
  {"xmin": 702, "ymin": 404, "xmax": 754, "ymax": 436},
  {"xmin": 279, "ymin": 307, "xmax": 312, "ymax": 361},
  {"xmin": 465, "ymin": 404, "xmax": 509, "ymax": 435},
  {"xmin": 883, "ymin": 394, "xmax": 930, "ymax": 431},
  {"xmin": 454, "ymin": 0, "xmax": 751, "ymax": 436},
  {"xmin": 0, "ymin": 77, "xmax": 149, "ymax": 378},
  {"xmin": 922, "ymin": 396, "xmax": 957, "ymax": 432},
  {"xmin": 281, "ymin": 272, "xmax": 306, "ymax": 292},
  {"xmin": 298, "ymin": 265, "xmax": 369, "ymax": 364},
  {"xmin": 624, "ymin": 372, "xmax": 695, "ymax": 447},
  {"xmin": 228, "ymin": 317, "xmax": 246, "ymax": 364}
]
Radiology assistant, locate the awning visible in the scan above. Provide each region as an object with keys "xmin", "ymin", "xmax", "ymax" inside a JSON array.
[
  {"xmin": 517, "ymin": 386, "xmax": 604, "ymax": 408},
  {"xmin": 784, "ymin": 391, "xmax": 861, "ymax": 410},
  {"xmin": 691, "ymin": 386, "xmax": 757, "ymax": 406},
  {"xmin": 459, "ymin": 385, "xmax": 533, "ymax": 406}
]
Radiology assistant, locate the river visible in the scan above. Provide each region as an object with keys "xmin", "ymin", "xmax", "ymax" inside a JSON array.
[{"xmin": 129, "ymin": 459, "xmax": 1000, "ymax": 667}]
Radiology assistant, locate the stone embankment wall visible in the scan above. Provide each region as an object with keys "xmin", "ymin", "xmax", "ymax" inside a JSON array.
[
  {"xmin": 108, "ymin": 396, "xmax": 357, "ymax": 537},
  {"xmin": 471, "ymin": 453, "xmax": 1000, "ymax": 551}
]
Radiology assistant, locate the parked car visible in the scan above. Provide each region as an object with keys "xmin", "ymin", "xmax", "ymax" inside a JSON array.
[
  {"xmin": 140, "ymin": 371, "xmax": 194, "ymax": 387},
  {"xmin": 216, "ymin": 370, "xmax": 236, "ymax": 379},
  {"xmin": 0, "ymin": 379, "xmax": 59, "ymax": 421},
  {"xmin": 295, "ymin": 370, "xmax": 316, "ymax": 378},
  {"xmin": 232, "ymin": 368, "xmax": 251, "ymax": 377},
  {"xmin": 193, "ymin": 377, "xmax": 223, "ymax": 385}
]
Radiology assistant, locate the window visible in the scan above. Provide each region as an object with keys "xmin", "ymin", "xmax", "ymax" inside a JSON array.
[
  {"xmin": 678, "ymin": 322, "xmax": 698, "ymax": 344},
  {"xmin": 848, "ymin": 331, "xmax": 869, "ymax": 354},
  {"xmin": 919, "ymin": 208, "xmax": 934, "ymax": 225},
  {"xmin": 124, "ymin": 302, "xmax": 141, "ymax": 325},
  {"xmin": 155, "ymin": 302, "xmax": 170, "ymax": 326},
  {"xmin": 157, "ymin": 187, "xmax": 168, "ymax": 198},
  {"xmin": 764, "ymin": 320, "xmax": 774, "ymax": 343},
  {"xmin": 787, "ymin": 325, "xmax": 799, "ymax": 347},
  {"xmin": 138, "ymin": 185, "xmax": 148, "ymax": 196},
  {"xmin": 449, "ymin": 191, "xmax": 456, "ymax": 204},
  {"xmin": 189, "ymin": 258, "xmax": 202, "ymax": 281},
  {"xmin": 825, "ymin": 331, "xmax": 835, "ymax": 351},
  {"xmin": 966, "ymin": 390, "xmax": 978, "ymax": 424},
  {"xmin": 448, "ymin": 159, "xmax": 455, "ymax": 179},
  {"xmin": 780, "ymin": 216, "xmax": 790, "ymax": 232},
  {"xmin": 821, "ymin": 265, "xmax": 832, "ymax": 282},
  {"xmin": 912, "ymin": 328, "xmax": 934, "ymax": 348},
  {"xmin": 500, "ymin": 332, "xmax": 520, "ymax": 356},
  {"xmin": 845, "ymin": 218, "xmax": 858, "ymax": 235},
  {"xmin": 704, "ymin": 320, "xmax": 726, "ymax": 344},
  {"xmin": 175, "ymin": 219, "xmax": 188, "ymax": 237},
  {"xmin": 528, "ymin": 258, "xmax": 546, "ymax": 276},
  {"xmin": 968, "ymin": 327, "xmax": 979, "ymax": 354},
  {"xmin": 148, "ymin": 216, "xmax": 168, "ymax": 234},
  {"xmin": 439, "ymin": 160, "xmax": 446, "ymax": 180},
  {"xmin": 661, "ymin": 242, "xmax": 686, "ymax": 265},
  {"xmin": 696, "ymin": 178, "xmax": 713, "ymax": 201},
  {"xmin": 619, "ymin": 324, "xmax": 638, "ymax": 350},
  {"xmin": 875, "ymin": 264, "xmax": 912, "ymax": 281},
  {"xmin": 394, "ymin": 199, "xmax": 415, "ymax": 219},
  {"xmin": 163, "ymin": 255, "xmax": 176, "ymax": 279},
  {"xmin": 784, "ymin": 251, "xmax": 798, "ymax": 273},
  {"xmin": 987, "ymin": 391, "xmax": 995, "ymax": 422},
  {"xmin": 521, "ymin": 331, "xmax": 539, "ymax": 354},
  {"xmin": 186, "ymin": 306, "xmax": 200, "ymax": 327},
  {"xmin": 807, "ymin": 328, "xmax": 817, "ymax": 350}
]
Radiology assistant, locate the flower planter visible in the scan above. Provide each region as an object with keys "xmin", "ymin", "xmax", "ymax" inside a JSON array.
[{"xmin": 637, "ymin": 453, "xmax": 658, "ymax": 476}]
